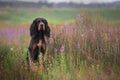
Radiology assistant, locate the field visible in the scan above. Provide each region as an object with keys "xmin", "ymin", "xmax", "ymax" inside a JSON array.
[{"xmin": 0, "ymin": 7, "xmax": 120, "ymax": 80}]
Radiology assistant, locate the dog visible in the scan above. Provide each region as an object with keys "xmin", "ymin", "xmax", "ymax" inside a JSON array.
[{"xmin": 28, "ymin": 18, "xmax": 50, "ymax": 63}]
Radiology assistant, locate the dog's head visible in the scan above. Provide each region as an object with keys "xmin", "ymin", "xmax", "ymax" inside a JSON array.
[{"xmin": 30, "ymin": 18, "xmax": 50, "ymax": 37}]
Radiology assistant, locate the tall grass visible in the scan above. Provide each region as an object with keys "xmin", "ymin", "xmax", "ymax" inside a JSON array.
[{"xmin": 0, "ymin": 8, "xmax": 120, "ymax": 80}]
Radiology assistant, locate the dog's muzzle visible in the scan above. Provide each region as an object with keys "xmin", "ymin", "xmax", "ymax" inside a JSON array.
[{"xmin": 39, "ymin": 22, "xmax": 45, "ymax": 31}]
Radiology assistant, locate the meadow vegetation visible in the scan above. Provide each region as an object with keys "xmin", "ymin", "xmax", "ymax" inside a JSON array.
[{"xmin": 0, "ymin": 7, "xmax": 120, "ymax": 80}]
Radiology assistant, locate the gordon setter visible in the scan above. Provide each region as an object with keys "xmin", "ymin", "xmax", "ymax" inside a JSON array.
[{"xmin": 28, "ymin": 18, "xmax": 50, "ymax": 63}]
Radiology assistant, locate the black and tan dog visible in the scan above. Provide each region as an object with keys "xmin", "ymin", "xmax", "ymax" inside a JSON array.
[{"xmin": 27, "ymin": 18, "xmax": 50, "ymax": 65}]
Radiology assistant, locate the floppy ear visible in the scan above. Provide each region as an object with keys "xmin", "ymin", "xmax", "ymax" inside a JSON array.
[
  {"xmin": 30, "ymin": 19, "xmax": 38, "ymax": 36},
  {"xmin": 44, "ymin": 19, "xmax": 50, "ymax": 37},
  {"xmin": 30, "ymin": 18, "xmax": 39, "ymax": 43}
]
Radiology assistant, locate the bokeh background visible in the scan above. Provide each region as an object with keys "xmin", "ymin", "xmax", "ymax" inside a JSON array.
[{"xmin": 0, "ymin": 0, "xmax": 120, "ymax": 80}]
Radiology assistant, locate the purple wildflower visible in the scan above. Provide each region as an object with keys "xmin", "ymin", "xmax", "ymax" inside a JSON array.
[
  {"xmin": 63, "ymin": 23, "xmax": 67, "ymax": 30},
  {"xmin": 60, "ymin": 45, "xmax": 65, "ymax": 53},
  {"xmin": 54, "ymin": 48, "xmax": 58, "ymax": 54},
  {"xmin": 77, "ymin": 43, "xmax": 80, "ymax": 49},
  {"xmin": 0, "ymin": 28, "xmax": 29, "ymax": 43},
  {"xmin": 70, "ymin": 26, "xmax": 73, "ymax": 32},
  {"xmin": 49, "ymin": 38, "xmax": 54, "ymax": 45},
  {"xmin": 78, "ymin": 13, "xmax": 83, "ymax": 23}
]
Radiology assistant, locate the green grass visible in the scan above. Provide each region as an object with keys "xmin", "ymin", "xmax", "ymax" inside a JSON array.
[
  {"xmin": 98, "ymin": 8, "xmax": 120, "ymax": 21},
  {"xmin": 0, "ymin": 8, "xmax": 120, "ymax": 24},
  {"xmin": 0, "ymin": 8, "xmax": 79, "ymax": 24}
]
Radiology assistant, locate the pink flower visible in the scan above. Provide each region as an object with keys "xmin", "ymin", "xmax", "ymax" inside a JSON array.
[
  {"xmin": 68, "ymin": 26, "xmax": 73, "ymax": 32},
  {"xmin": 54, "ymin": 48, "xmax": 58, "ymax": 54},
  {"xmin": 63, "ymin": 23, "xmax": 67, "ymax": 30},
  {"xmin": 49, "ymin": 38, "xmax": 54, "ymax": 45},
  {"xmin": 77, "ymin": 43, "xmax": 80, "ymax": 49},
  {"xmin": 60, "ymin": 45, "xmax": 65, "ymax": 53},
  {"xmin": 78, "ymin": 13, "xmax": 83, "ymax": 23}
]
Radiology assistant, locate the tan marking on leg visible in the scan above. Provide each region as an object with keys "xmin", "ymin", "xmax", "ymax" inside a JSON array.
[
  {"xmin": 42, "ymin": 43, "xmax": 46, "ymax": 50},
  {"xmin": 33, "ymin": 43, "xmax": 37, "ymax": 49}
]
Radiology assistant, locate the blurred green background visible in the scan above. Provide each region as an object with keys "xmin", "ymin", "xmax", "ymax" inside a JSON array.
[{"xmin": 0, "ymin": 8, "xmax": 120, "ymax": 24}]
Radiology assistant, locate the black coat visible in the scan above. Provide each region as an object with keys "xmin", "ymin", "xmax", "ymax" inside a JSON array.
[{"xmin": 28, "ymin": 18, "xmax": 50, "ymax": 62}]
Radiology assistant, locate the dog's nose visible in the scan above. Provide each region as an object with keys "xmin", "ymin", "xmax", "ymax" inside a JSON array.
[{"xmin": 40, "ymin": 24, "xmax": 43, "ymax": 27}]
